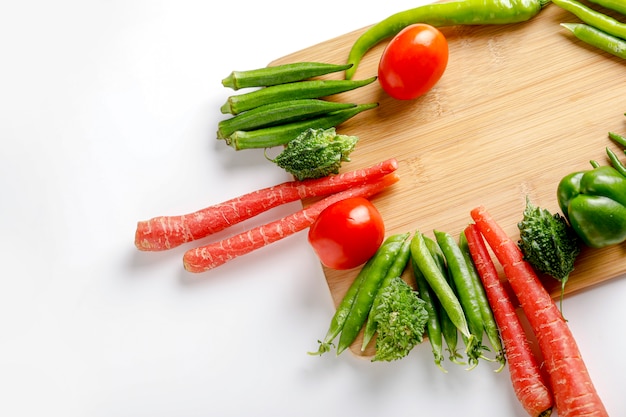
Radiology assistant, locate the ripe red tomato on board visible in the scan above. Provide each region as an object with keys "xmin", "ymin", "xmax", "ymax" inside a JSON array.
[
  {"xmin": 308, "ymin": 197, "xmax": 385, "ymax": 270},
  {"xmin": 378, "ymin": 23, "xmax": 449, "ymax": 100}
]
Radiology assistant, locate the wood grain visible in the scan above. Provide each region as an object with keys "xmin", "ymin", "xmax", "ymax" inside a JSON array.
[{"xmin": 271, "ymin": 4, "xmax": 626, "ymax": 357}]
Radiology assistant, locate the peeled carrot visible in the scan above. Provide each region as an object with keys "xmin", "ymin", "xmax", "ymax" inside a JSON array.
[
  {"xmin": 464, "ymin": 223, "xmax": 553, "ymax": 417},
  {"xmin": 183, "ymin": 173, "xmax": 399, "ymax": 273},
  {"xmin": 134, "ymin": 159, "xmax": 398, "ymax": 251},
  {"xmin": 470, "ymin": 206, "xmax": 608, "ymax": 417}
]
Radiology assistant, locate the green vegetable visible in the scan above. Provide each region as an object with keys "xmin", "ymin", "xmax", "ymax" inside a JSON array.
[
  {"xmin": 553, "ymin": 0, "xmax": 626, "ymax": 41},
  {"xmin": 268, "ymin": 128, "xmax": 358, "ymax": 181},
  {"xmin": 588, "ymin": 0, "xmax": 626, "ymax": 15},
  {"xmin": 225, "ymin": 103, "xmax": 377, "ymax": 150},
  {"xmin": 217, "ymin": 99, "xmax": 356, "ymax": 139},
  {"xmin": 222, "ymin": 62, "xmax": 353, "ymax": 90},
  {"xmin": 370, "ymin": 276, "xmax": 428, "ymax": 362},
  {"xmin": 221, "ymin": 76, "xmax": 376, "ymax": 115},
  {"xmin": 345, "ymin": 0, "xmax": 550, "ymax": 79},
  {"xmin": 560, "ymin": 23, "xmax": 626, "ymax": 59},
  {"xmin": 517, "ymin": 197, "xmax": 582, "ymax": 308}
]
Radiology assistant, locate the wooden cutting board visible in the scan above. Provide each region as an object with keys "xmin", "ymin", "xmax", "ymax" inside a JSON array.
[{"xmin": 271, "ymin": 4, "xmax": 626, "ymax": 356}]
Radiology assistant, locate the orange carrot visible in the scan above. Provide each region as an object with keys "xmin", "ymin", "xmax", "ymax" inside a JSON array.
[
  {"xmin": 464, "ymin": 223, "xmax": 553, "ymax": 417},
  {"xmin": 182, "ymin": 173, "xmax": 399, "ymax": 273},
  {"xmin": 135, "ymin": 158, "xmax": 398, "ymax": 251},
  {"xmin": 470, "ymin": 206, "xmax": 608, "ymax": 417}
]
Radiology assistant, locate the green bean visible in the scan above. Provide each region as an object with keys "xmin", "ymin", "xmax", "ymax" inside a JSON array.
[
  {"xmin": 217, "ymin": 99, "xmax": 356, "ymax": 139},
  {"xmin": 553, "ymin": 0, "xmax": 626, "ymax": 41},
  {"xmin": 361, "ymin": 237, "xmax": 412, "ymax": 351},
  {"xmin": 336, "ymin": 233, "xmax": 410, "ymax": 355},
  {"xmin": 459, "ymin": 231, "xmax": 506, "ymax": 371},
  {"xmin": 222, "ymin": 62, "xmax": 354, "ymax": 90},
  {"xmin": 412, "ymin": 256, "xmax": 445, "ymax": 371},
  {"xmin": 221, "ymin": 76, "xmax": 376, "ymax": 115},
  {"xmin": 423, "ymin": 236, "xmax": 464, "ymax": 365},
  {"xmin": 561, "ymin": 23, "xmax": 626, "ymax": 59},
  {"xmin": 434, "ymin": 230, "xmax": 486, "ymax": 369},
  {"xmin": 308, "ymin": 257, "xmax": 375, "ymax": 356},
  {"xmin": 588, "ymin": 0, "xmax": 626, "ymax": 16},
  {"xmin": 409, "ymin": 232, "xmax": 473, "ymax": 346},
  {"xmin": 225, "ymin": 103, "xmax": 378, "ymax": 150}
]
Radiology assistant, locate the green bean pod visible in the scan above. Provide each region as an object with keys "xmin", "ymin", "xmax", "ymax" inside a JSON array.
[
  {"xmin": 226, "ymin": 103, "xmax": 378, "ymax": 150},
  {"xmin": 553, "ymin": 0, "xmax": 626, "ymax": 41},
  {"xmin": 336, "ymin": 233, "xmax": 410, "ymax": 355},
  {"xmin": 588, "ymin": 0, "xmax": 626, "ymax": 16},
  {"xmin": 434, "ymin": 230, "xmax": 486, "ymax": 369},
  {"xmin": 361, "ymin": 237, "xmax": 412, "ymax": 351},
  {"xmin": 412, "ymin": 256, "xmax": 445, "ymax": 371},
  {"xmin": 222, "ymin": 62, "xmax": 354, "ymax": 90},
  {"xmin": 424, "ymin": 236, "xmax": 464, "ymax": 365},
  {"xmin": 459, "ymin": 231, "xmax": 506, "ymax": 371},
  {"xmin": 561, "ymin": 23, "xmax": 626, "ymax": 59},
  {"xmin": 409, "ymin": 232, "xmax": 473, "ymax": 345},
  {"xmin": 221, "ymin": 76, "xmax": 376, "ymax": 115},
  {"xmin": 217, "ymin": 99, "xmax": 357, "ymax": 139},
  {"xmin": 345, "ymin": 0, "xmax": 550, "ymax": 79}
]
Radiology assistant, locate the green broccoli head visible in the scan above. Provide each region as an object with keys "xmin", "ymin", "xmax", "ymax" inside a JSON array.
[
  {"xmin": 270, "ymin": 127, "xmax": 358, "ymax": 180},
  {"xmin": 371, "ymin": 276, "xmax": 428, "ymax": 362},
  {"xmin": 517, "ymin": 197, "xmax": 582, "ymax": 283}
]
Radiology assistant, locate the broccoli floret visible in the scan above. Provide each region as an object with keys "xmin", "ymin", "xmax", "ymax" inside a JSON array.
[
  {"xmin": 269, "ymin": 127, "xmax": 358, "ymax": 180},
  {"xmin": 370, "ymin": 276, "xmax": 428, "ymax": 362},
  {"xmin": 517, "ymin": 197, "xmax": 582, "ymax": 302}
]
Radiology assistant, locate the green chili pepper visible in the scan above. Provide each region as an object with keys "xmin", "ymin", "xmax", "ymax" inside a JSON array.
[
  {"xmin": 553, "ymin": 0, "xmax": 626, "ymax": 41},
  {"xmin": 557, "ymin": 156, "xmax": 626, "ymax": 248},
  {"xmin": 345, "ymin": 0, "xmax": 550, "ymax": 79},
  {"xmin": 587, "ymin": 0, "xmax": 626, "ymax": 16},
  {"xmin": 222, "ymin": 62, "xmax": 354, "ymax": 90},
  {"xmin": 336, "ymin": 233, "xmax": 410, "ymax": 355},
  {"xmin": 560, "ymin": 23, "xmax": 626, "ymax": 59}
]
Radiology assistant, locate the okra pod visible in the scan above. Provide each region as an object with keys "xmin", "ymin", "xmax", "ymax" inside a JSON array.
[
  {"xmin": 222, "ymin": 62, "xmax": 354, "ymax": 90},
  {"xmin": 221, "ymin": 76, "xmax": 377, "ymax": 115},
  {"xmin": 217, "ymin": 99, "xmax": 356, "ymax": 139},
  {"xmin": 226, "ymin": 103, "xmax": 378, "ymax": 150}
]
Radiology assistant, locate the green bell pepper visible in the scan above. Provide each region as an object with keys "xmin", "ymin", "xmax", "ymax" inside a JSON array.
[{"xmin": 557, "ymin": 143, "xmax": 626, "ymax": 248}]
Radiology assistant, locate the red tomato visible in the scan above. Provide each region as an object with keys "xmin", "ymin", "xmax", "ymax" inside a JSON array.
[
  {"xmin": 378, "ymin": 23, "xmax": 449, "ymax": 100},
  {"xmin": 308, "ymin": 197, "xmax": 385, "ymax": 270}
]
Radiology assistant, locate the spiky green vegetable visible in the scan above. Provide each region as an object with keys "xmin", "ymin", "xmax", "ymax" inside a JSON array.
[
  {"xmin": 268, "ymin": 127, "xmax": 358, "ymax": 180},
  {"xmin": 517, "ymin": 197, "xmax": 582, "ymax": 308},
  {"xmin": 370, "ymin": 276, "xmax": 428, "ymax": 362}
]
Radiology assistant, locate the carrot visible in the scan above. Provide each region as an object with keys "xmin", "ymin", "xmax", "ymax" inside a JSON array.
[
  {"xmin": 470, "ymin": 206, "xmax": 608, "ymax": 417},
  {"xmin": 464, "ymin": 223, "xmax": 553, "ymax": 417},
  {"xmin": 135, "ymin": 158, "xmax": 399, "ymax": 251},
  {"xmin": 182, "ymin": 173, "xmax": 399, "ymax": 273}
]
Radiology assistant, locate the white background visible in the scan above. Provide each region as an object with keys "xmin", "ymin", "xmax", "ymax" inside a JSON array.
[{"xmin": 1, "ymin": 1, "xmax": 625, "ymax": 416}]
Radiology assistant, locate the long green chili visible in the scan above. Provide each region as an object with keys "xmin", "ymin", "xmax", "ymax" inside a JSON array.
[
  {"xmin": 561, "ymin": 23, "xmax": 626, "ymax": 59},
  {"xmin": 587, "ymin": 0, "xmax": 626, "ymax": 16},
  {"xmin": 345, "ymin": 0, "xmax": 551, "ymax": 79},
  {"xmin": 553, "ymin": 0, "xmax": 626, "ymax": 41}
]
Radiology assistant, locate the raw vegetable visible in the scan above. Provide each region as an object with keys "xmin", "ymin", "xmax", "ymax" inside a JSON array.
[
  {"xmin": 335, "ymin": 233, "xmax": 411, "ymax": 355},
  {"xmin": 434, "ymin": 230, "xmax": 488, "ymax": 368},
  {"xmin": 517, "ymin": 197, "xmax": 582, "ymax": 308},
  {"xmin": 345, "ymin": 0, "xmax": 550, "ymax": 79},
  {"xmin": 553, "ymin": 0, "xmax": 626, "ymax": 41},
  {"xmin": 409, "ymin": 232, "xmax": 475, "ymax": 351},
  {"xmin": 588, "ymin": 0, "xmax": 626, "ymax": 15},
  {"xmin": 182, "ymin": 173, "xmax": 399, "ymax": 273},
  {"xmin": 308, "ymin": 195, "xmax": 385, "ymax": 270},
  {"xmin": 135, "ymin": 158, "xmax": 398, "ymax": 251},
  {"xmin": 464, "ymin": 223, "xmax": 554, "ymax": 417},
  {"xmin": 560, "ymin": 23, "xmax": 626, "ymax": 59},
  {"xmin": 470, "ymin": 205, "xmax": 608, "ymax": 417},
  {"xmin": 221, "ymin": 76, "xmax": 377, "ymax": 115},
  {"xmin": 377, "ymin": 24, "xmax": 448, "ymax": 100},
  {"xmin": 217, "ymin": 99, "xmax": 356, "ymax": 139},
  {"xmin": 268, "ymin": 127, "xmax": 358, "ymax": 180},
  {"xmin": 225, "ymin": 102, "xmax": 378, "ymax": 150},
  {"xmin": 222, "ymin": 62, "xmax": 353, "ymax": 90},
  {"xmin": 370, "ymin": 276, "xmax": 428, "ymax": 362}
]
